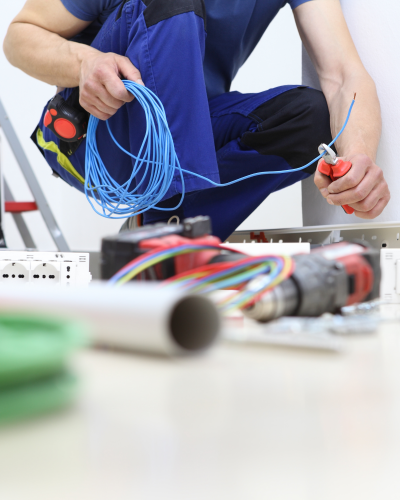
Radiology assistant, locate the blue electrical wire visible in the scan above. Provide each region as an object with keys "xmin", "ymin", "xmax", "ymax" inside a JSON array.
[{"xmin": 85, "ymin": 80, "xmax": 355, "ymax": 219}]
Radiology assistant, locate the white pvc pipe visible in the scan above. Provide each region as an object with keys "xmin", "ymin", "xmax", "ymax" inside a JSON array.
[{"xmin": 0, "ymin": 283, "xmax": 220, "ymax": 356}]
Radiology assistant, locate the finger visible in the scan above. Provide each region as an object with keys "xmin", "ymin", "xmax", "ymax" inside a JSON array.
[
  {"xmin": 314, "ymin": 165, "xmax": 331, "ymax": 198},
  {"xmin": 354, "ymin": 195, "xmax": 390, "ymax": 220},
  {"xmin": 82, "ymin": 80, "xmax": 125, "ymax": 111},
  {"xmin": 117, "ymin": 55, "xmax": 144, "ymax": 86},
  {"xmin": 348, "ymin": 183, "xmax": 385, "ymax": 213},
  {"xmin": 92, "ymin": 96, "xmax": 120, "ymax": 116},
  {"xmin": 81, "ymin": 90, "xmax": 118, "ymax": 117},
  {"xmin": 82, "ymin": 102, "xmax": 112, "ymax": 121},
  {"xmin": 101, "ymin": 71, "xmax": 134, "ymax": 103},
  {"xmin": 96, "ymin": 85, "xmax": 126, "ymax": 110},
  {"xmin": 327, "ymin": 162, "xmax": 366, "ymax": 194},
  {"xmin": 326, "ymin": 168, "xmax": 380, "ymax": 206},
  {"xmin": 102, "ymin": 55, "xmax": 144, "ymax": 103}
]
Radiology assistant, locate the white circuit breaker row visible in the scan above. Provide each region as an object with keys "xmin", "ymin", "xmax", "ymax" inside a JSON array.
[
  {"xmin": 0, "ymin": 247, "xmax": 397, "ymax": 297},
  {"xmin": 0, "ymin": 251, "xmax": 91, "ymax": 286},
  {"xmin": 380, "ymin": 248, "xmax": 400, "ymax": 303}
]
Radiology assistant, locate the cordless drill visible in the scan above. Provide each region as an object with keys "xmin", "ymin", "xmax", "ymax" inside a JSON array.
[{"xmin": 243, "ymin": 241, "xmax": 380, "ymax": 322}]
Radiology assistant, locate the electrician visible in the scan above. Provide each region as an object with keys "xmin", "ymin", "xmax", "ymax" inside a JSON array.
[{"xmin": 4, "ymin": 0, "xmax": 390, "ymax": 240}]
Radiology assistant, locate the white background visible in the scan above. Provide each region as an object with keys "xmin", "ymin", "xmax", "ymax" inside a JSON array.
[
  {"xmin": 302, "ymin": 0, "xmax": 400, "ymax": 227},
  {"xmin": 0, "ymin": 2, "xmax": 302, "ymax": 250}
]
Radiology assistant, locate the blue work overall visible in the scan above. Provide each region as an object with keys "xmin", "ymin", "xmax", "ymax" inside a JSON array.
[{"xmin": 34, "ymin": 0, "xmax": 331, "ymax": 240}]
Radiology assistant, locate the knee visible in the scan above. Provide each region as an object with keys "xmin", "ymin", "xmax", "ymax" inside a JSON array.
[
  {"xmin": 300, "ymin": 88, "xmax": 331, "ymax": 135},
  {"xmin": 298, "ymin": 88, "xmax": 332, "ymax": 173},
  {"xmin": 241, "ymin": 87, "xmax": 332, "ymax": 175}
]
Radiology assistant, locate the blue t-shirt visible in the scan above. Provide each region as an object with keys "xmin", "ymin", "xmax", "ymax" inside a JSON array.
[{"xmin": 61, "ymin": 0, "xmax": 311, "ymax": 99}]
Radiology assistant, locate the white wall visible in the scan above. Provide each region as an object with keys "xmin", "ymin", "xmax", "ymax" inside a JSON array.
[
  {"xmin": 302, "ymin": 0, "xmax": 400, "ymax": 226},
  {"xmin": 233, "ymin": 5, "xmax": 303, "ymax": 231},
  {"xmin": 0, "ymin": 3, "xmax": 302, "ymax": 252}
]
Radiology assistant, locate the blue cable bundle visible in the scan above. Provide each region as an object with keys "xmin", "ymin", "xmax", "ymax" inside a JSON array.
[
  {"xmin": 85, "ymin": 81, "xmax": 185, "ymax": 218},
  {"xmin": 85, "ymin": 80, "xmax": 355, "ymax": 219}
]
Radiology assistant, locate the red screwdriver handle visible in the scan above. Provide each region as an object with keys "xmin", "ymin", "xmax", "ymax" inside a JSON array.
[{"xmin": 318, "ymin": 159, "xmax": 354, "ymax": 215}]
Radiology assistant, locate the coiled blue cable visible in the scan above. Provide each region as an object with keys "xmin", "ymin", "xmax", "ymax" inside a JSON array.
[{"xmin": 85, "ymin": 80, "xmax": 355, "ymax": 219}]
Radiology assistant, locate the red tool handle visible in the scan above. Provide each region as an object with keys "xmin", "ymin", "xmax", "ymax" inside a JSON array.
[{"xmin": 318, "ymin": 159, "xmax": 354, "ymax": 214}]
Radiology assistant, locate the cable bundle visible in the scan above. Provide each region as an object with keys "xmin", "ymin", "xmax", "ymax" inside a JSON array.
[
  {"xmin": 108, "ymin": 242, "xmax": 227, "ymax": 285},
  {"xmin": 85, "ymin": 81, "xmax": 355, "ymax": 219},
  {"xmin": 163, "ymin": 254, "xmax": 293, "ymax": 312},
  {"xmin": 85, "ymin": 81, "xmax": 185, "ymax": 218},
  {"xmin": 108, "ymin": 242, "xmax": 293, "ymax": 313}
]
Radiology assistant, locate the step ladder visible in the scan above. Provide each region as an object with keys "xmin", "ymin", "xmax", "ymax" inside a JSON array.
[{"xmin": 0, "ymin": 98, "xmax": 69, "ymax": 251}]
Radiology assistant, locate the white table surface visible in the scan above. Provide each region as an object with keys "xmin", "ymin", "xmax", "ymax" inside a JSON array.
[{"xmin": 1, "ymin": 309, "xmax": 400, "ymax": 500}]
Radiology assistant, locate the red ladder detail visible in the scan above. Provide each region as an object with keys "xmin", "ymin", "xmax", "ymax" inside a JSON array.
[{"xmin": 5, "ymin": 202, "xmax": 38, "ymax": 213}]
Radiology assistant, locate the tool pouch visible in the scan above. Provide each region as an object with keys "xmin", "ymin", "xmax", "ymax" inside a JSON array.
[
  {"xmin": 57, "ymin": 88, "xmax": 89, "ymax": 157},
  {"xmin": 31, "ymin": 88, "xmax": 89, "ymax": 159}
]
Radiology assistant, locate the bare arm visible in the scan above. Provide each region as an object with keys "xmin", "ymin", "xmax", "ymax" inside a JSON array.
[
  {"xmin": 294, "ymin": 0, "xmax": 389, "ymax": 219},
  {"xmin": 3, "ymin": 0, "xmax": 143, "ymax": 120}
]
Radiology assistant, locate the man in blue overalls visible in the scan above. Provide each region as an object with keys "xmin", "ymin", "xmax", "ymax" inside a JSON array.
[{"xmin": 4, "ymin": 0, "xmax": 390, "ymax": 240}]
